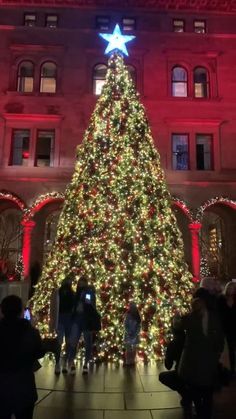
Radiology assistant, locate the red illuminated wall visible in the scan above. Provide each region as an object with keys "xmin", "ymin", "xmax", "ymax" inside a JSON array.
[{"xmin": 0, "ymin": 1, "xmax": 236, "ymax": 279}]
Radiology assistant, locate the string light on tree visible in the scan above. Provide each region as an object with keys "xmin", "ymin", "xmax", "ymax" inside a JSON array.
[{"xmin": 31, "ymin": 25, "xmax": 193, "ymax": 361}]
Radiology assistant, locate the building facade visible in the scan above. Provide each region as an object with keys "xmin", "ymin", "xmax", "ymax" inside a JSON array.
[{"xmin": 0, "ymin": 0, "xmax": 236, "ymax": 285}]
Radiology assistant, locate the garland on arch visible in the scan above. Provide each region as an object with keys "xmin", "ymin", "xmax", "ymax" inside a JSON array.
[
  {"xmin": 23, "ymin": 192, "xmax": 65, "ymax": 221},
  {"xmin": 0, "ymin": 191, "xmax": 25, "ymax": 211},
  {"xmin": 196, "ymin": 196, "xmax": 236, "ymax": 222}
]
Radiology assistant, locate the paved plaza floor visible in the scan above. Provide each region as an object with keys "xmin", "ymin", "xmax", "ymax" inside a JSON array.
[{"xmin": 34, "ymin": 360, "xmax": 235, "ymax": 419}]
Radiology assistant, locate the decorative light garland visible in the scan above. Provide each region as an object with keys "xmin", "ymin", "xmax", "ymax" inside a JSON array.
[
  {"xmin": 23, "ymin": 192, "xmax": 65, "ymax": 220},
  {"xmin": 0, "ymin": 191, "xmax": 25, "ymax": 211},
  {"xmin": 172, "ymin": 197, "xmax": 193, "ymax": 221},
  {"xmin": 196, "ymin": 196, "xmax": 236, "ymax": 221}
]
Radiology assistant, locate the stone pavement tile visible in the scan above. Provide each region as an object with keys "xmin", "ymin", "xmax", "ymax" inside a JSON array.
[
  {"xmin": 105, "ymin": 410, "xmax": 152, "ymax": 419},
  {"xmin": 105, "ymin": 367, "xmax": 143, "ymax": 391},
  {"xmin": 34, "ymin": 407, "xmax": 103, "ymax": 419},
  {"xmin": 137, "ymin": 362, "xmax": 164, "ymax": 376},
  {"xmin": 125, "ymin": 391, "xmax": 180, "ymax": 410},
  {"xmin": 36, "ymin": 389, "xmax": 52, "ymax": 403},
  {"xmin": 151, "ymin": 408, "xmax": 183, "ymax": 419},
  {"xmin": 140, "ymin": 375, "xmax": 171, "ymax": 392},
  {"xmin": 38, "ymin": 390, "xmax": 125, "ymax": 410},
  {"xmin": 36, "ymin": 363, "xmax": 104, "ymax": 392}
]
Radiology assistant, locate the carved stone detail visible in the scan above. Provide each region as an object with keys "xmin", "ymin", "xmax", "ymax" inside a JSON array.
[{"xmin": 1, "ymin": 0, "xmax": 236, "ymax": 13}]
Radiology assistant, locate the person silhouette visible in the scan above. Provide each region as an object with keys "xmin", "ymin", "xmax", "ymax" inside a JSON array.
[{"xmin": 0, "ymin": 295, "xmax": 45, "ymax": 419}]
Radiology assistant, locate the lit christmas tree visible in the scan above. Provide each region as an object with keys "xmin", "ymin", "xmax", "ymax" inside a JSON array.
[{"xmin": 32, "ymin": 26, "xmax": 193, "ymax": 361}]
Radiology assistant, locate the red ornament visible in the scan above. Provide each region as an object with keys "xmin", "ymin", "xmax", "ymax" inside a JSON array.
[{"xmin": 148, "ymin": 206, "xmax": 156, "ymax": 218}]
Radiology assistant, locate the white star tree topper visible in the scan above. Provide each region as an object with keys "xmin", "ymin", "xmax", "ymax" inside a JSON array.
[{"xmin": 99, "ymin": 24, "xmax": 135, "ymax": 56}]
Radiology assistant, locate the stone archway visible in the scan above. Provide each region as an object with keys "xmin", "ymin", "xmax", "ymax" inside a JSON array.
[
  {"xmin": 0, "ymin": 192, "xmax": 25, "ymax": 280},
  {"xmin": 199, "ymin": 199, "xmax": 236, "ymax": 280}
]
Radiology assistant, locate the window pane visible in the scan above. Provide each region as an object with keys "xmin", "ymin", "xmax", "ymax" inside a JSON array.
[
  {"xmin": 172, "ymin": 82, "xmax": 187, "ymax": 97},
  {"xmin": 194, "ymin": 21, "xmax": 206, "ymax": 33},
  {"xmin": 194, "ymin": 68, "xmax": 208, "ymax": 98},
  {"xmin": 94, "ymin": 79, "xmax": 105, "ymax": 95},
  {"xmin": 10, "ymin": 130, "xmax": 30, "ymax": 166},
  {"xmin": 17, "ymin": 61, "xmax": 34, "ymax": 93},
  {"xmin": 96, "ymin": 16, "xmax": 110, "ymax": 31},
  {"xmin": 24, "ymin": 14, "xmax": 36, "ymax": 27},
  {"xmin": 46, "ymin": 15, "xmax": 58, "ymax": 28},
  {"xmin": 40, "ymin": 62, "xmax": 57, "ymax": 93},
  {"xmin": 35, "ymin": 130, "xmax": 54, "ymax": 167},
  {"xmin": 196, "ymin": 134, "xmax": 212, "ymax": 170},
  {"xmin": 122, "ymin": 17, "xmax": 136, "ymax": 31},
  {"xmin": 172, "ymin": 134, "xmax": 189, "ymax": 170},
  {"xmin": 173, "ymin": 19, "xmax": 184, "ymax": 32},
  {"xmin": 172, "ymin": 67, "xmax": 187, "ymax": 81},
  {"xmin": 93, "ymin": 64, "xmax": 107, "ymax": 95},
  {"xmin": 194, "ymin": 83, "xmax": 208, "ymax": 98}
]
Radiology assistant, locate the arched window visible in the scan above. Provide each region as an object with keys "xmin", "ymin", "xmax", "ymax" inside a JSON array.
[
  {"xmin": 17, "ymin": 61, "xmax": 34, "ymax": 93},
  {"xmin": 171, "ymin": 66, "xmax": 188, "ymax": 97},
  {"xmin": 194, "ymin": 67, "xmax": 209, "ymax": 98},
  {"xmin": 93, "ymin": 64, "xmax": 107, "ymax": 95},
  {"xmin": 127, "ymin": 64, "xmax": 136, "ymax": 86},
  {"xmin": 40, "ymin": 62, "xmax": 57, "ymax": 93}
]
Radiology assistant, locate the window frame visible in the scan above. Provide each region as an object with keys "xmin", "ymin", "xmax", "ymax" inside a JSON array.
[
  {"xmin": 196, "ymin": 133, "xmax": 213, "ymax": 170},
  {"xmin": 194, "ymin": 20, "xmax": 206, "ymax": 34},
  {"xmin": 96, "ymin": 16, "xmax": 110, "ymax": 31},
  {"xmin": 16, "ymin": 60, "xmax": 35, "ymax": 93},
  {"xmin": 172, "ymin": 133, "xmax": 189, "ymax": 170},
  {"xmin": 173, "ymin": 19, "xmax": 185, "ymax": 33},
  {"xmin": 93, "ymin": 63, "xmax": 108, "ymax": 95},
  {"xmin": 45, "ymin": 14, "xmax": 58, "ymax": 29},
  {"xmin": 9, "ymin": 129, "xmax": 31, "ymax": 166},
  {"xmin": 34, "ymin": 129, "xmax": 55, "ymax": 167},
  {"xmin": 122, "ymin": 17, "xmax": 136, "ymax": 32},
  {"xmin": 171, "ymin": 66, "xmax": 188, "ymax": 97},
  {"xmin": 2, "ymin": 115, "xmax": 61, "ymax": 168},
  {"xmin": 39, "ymin": 61, "xmax": 57, "ymax": 94},
  {"xmin": 193, "ymin": 66, "xmax": 209, "ymax": 99},
  {"xmin": 24, "ymin": 13, "xmax": 37, "ymax": 27}
]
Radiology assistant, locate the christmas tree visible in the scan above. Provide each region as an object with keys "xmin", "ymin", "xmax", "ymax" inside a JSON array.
[{"xmin": 32, "ymin": 28, "xmax": 193, "ymax": 361}]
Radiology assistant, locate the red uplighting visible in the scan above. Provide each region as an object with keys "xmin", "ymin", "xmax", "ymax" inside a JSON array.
[{"xmin": 22, "ymin": 151, "xmax": 29, "ymax": 159}]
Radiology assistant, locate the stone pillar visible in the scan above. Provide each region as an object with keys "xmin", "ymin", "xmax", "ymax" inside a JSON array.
[
  {"xmin": 188, "ymin": 222, "xmax": 202, "ymax": 283},
  {"xmin": 21, "ymin": 220, "xmax": 36, "ymax": 279}
]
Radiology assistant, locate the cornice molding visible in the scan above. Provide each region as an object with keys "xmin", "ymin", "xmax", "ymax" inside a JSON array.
[
  {"xmin": 164, "ymin": 118, "xmax": 224, "ymax": 126},
  {"xmin": 1, "ymin": 0, "xmax": 236, "ymax": 14},
  {"xmin": 2, "ymin": 113, "xmax": 63, "ymax": 122}
]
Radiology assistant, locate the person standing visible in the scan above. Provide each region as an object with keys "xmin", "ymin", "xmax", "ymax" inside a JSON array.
[
  {"xmin": 68, "ymin": 276, "xmax": 96, "ymax": 374},
  {"xmin": 178, "ymin": 296, "xmax": 224, "ymax": 419},
  {"xmin": 219, "ymin": 281, "xmax": 236, "ymax": 377},
  {"xmin": 0, "ymin": 295, "xmax": 45, "ymax": 419},
  {"xmin": 54, "ymin": 275, "xmax": 75, "ymax": 374}
]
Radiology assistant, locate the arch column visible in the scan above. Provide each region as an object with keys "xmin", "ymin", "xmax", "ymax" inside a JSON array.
[
  {"xmin": 188, "ymin": 222, "xmax": 202, "ymax": 283},
  {"xmin": 21, "ymin": 220, "xmax": 36, "ymax": 279}
]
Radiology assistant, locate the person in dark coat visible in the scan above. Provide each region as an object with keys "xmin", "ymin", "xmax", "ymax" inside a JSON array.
[
  {"xmin": 159, "ymin": 318, "xmax": 190, "ymax": 409},
  {"xmin": 54, "ymin": 274, "xmax": 75, "ymax": 374},
  {"xmin": 178, "ymin": 296, "xmax": 224, "ymax": 419},
  {"xmin": 218, "ymin": 281, "xmax": 236, "ymax": 376},
  {"xmin": 68, "ymin": 276, "xmax": 97, "ymax": 375},
  {"xmin": 0, "ymin": 295, "xmax": 45, "ymax": 419}
]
